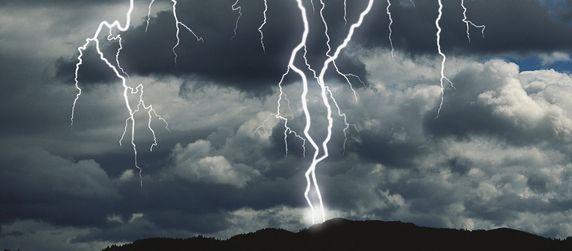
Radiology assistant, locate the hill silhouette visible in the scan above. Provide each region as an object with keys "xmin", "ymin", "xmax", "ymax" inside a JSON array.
[{"xmin": 103, "ymin": 218, "xmax": 572, "ymax": 251}]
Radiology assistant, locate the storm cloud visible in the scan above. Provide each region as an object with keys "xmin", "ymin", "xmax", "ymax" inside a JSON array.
[{"xmin": 3, "ymin": 0, "xmax": 572, "ymax": 250}]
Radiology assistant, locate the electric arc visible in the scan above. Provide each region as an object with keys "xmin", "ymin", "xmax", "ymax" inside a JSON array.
[{"xmin": 71, "ymin": 0, "xmax": 485, "ymax": 224}]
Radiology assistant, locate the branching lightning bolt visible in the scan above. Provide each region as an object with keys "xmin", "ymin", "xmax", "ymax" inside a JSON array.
[
  {"xmin": 435, "ymin": 0, "xmax": 454, "ymax": 118},
  {"xmin": 231, "ymin": 0, "xmax": 242, "ymax": 39},
  {"xmin": 258, "ymin": 0, "xmax": 268, "ymax": 53},
  {"xmin": 71, "ymin": 0, "xmax": 488, "ymax": 225},
  {"xmin": 386, "ymin": 0, "xmax": 395, "ymax": 57},
  {"xmin": 171, "ymin": 0, "xmax": 204, "ymax": 64},
  {"xmin": 318, "ymin": 1, "xmax": 358, "ymax": 102},
  {"xmin": 273, "ymin": 0, "xmax": 373, "ymax": 224},
  {"xmin": 309, "ymin": 0, "xmax": 373, "ymax": 223},
  {"xmin": 460, "ymin": 0, "xmax": 485, "ymax": 43},
  {"xmin": 72, "ymin": 0, "xmax": 193, "ymax": 189}
]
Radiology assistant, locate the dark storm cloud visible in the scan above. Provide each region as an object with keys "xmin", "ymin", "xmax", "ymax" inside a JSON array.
[
  {"xmin": 358, "ymin": 0, "xmax": 572, "ymax": 55},
  {"xmin": 7, "ymin": 0, "xmax": 572, "ymax": 250},
  {"xmin": 0, "ymin": 0, "xmax": 122, "ymax": 6},
  {"xmin": 56, "ymin": 0, "xmax": 572, "ymax": 91},
  {"xmin": 0, "ymin": 148, "xmax": 121, "ymax": 227},
  {"xmin": 54, "ymin": 0, "xmax": 372, "ymax": 91}
]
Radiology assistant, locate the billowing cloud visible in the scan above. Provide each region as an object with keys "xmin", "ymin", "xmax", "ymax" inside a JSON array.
[
  {"xmin": 5, "ymin": 0, "xmax": 572, "ymax": 250},
  {"xmin": 168, "ymin": 140, "xmax": 260, "ymax": 188}
]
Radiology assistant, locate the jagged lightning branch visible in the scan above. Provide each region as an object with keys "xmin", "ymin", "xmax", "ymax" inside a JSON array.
[
  {"xmin": 146, "ymin": 1, "xmax": 204, "ymax": 62},
  {"xmin": 315, "ymin": 0, "xmax": 356, "ymax": 157},
  {"xmin": 146, "ymin": 0, "xmax": 155, "ymax": 32},
  {"xmin": 72, "ymin": 0, "xmax": 197, "ymax": 188},
  {"xmin": 258, "ymin": 0, "xmax": 268, "ymax": 52},
  {"xmin": 319, "ymin": 0, "xmax": 332, "ymax": 55},
  {"xmin": 386, "ymin": 0, "xmax": 395, "ymax": 57},
  {"xmin": 307, "ymin": 0, "xmax": 373, "ymax": 223},
  {"xmin": 232, "ymin": 0, "xmax": 242, "ymax": 39},
  {"xmin": 72, "ymin": 0, "xmax": 158, "ymax": 188},
  {"xmin": 435, "ymin": 0, "xmax": 454, "ymax": 118},
  {"xmin": 269, "ymin": 0, "xmax": 329, "ymax": 223},
  {"xmin": 272, "ymin": 0, "xmax": 372, "ymax": 224},
  {"xmin": 171, "ymin": 0, "xmax": 204, "ymax": 64},
  {"xmin": 434, "ymin": 0, "xmax": 484, "ymax": 117},
  {"xmin": 318, "ymin": 0, "xmax": 358, "ymax": 102},
  {"xmin": 343, "ymin": 0, "xmax": 348, "ymax": 26},
  {"xmin": 310, "ymin": 0, "xmax": 315, "ymax": 13},
  {"xmin": 461, "ymin": 0, "xmax": 485, "ymax": 43}
]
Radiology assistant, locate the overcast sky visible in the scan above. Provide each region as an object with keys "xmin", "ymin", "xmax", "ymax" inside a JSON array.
[{"xmin": 3, "ymin": 0, "xmax": 572, "ymax": 250}]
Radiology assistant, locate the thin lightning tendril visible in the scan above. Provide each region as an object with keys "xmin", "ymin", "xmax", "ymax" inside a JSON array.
[
  {"xmin": 435, "ymin": 0, "xmax": 454, "ymax": 118},
  {"xmin": 232, "ymin": 0, "xmax": 242, "ymax": 39},
  {"xmin": 171, "ymin": 0, "xmax": 203, "ymax": 64},
  {"xmin": 258, "ymin": 0, "xmax": 268, "ymax": 53},
  {"xmin": 461, "ymin": 0, "xmax": 485, "ymax": 43},
  {"xmin": 310, "ymin": 0, "xmax": 316, "ymax": 13},
  {"xmin": 343, "ymin": 0, "xmax": 348, "ymax": 26},
  {"xmin": 72, "ymin": 0, "xmax": 193, "ymax": 189},
  {"xmin": 386, "ymin": 0, "xmax": 395, "ymax": 57},
  {"xmin": 145, "ymin": 0, "xmax": 155, "ymax": 32},
  {"xmin": 319, "ymin": 0, "xmax": 332, "ymax": 55},
  {"xmin": 318, "ymin": 0, "xmax": 358, "ymax": 102}
]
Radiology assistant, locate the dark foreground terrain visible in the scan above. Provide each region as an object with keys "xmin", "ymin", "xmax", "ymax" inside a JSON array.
[{"xmin": 104, "ymin": 218, "xmax": 572, "ymax": 251}]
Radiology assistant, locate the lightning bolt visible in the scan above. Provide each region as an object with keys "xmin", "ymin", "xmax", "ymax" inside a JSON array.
[
  {"xmin": 460, "ymin": 0, "xmax": 485, "ymax": 43},
  {"xmin": 171, "ymin": 0, "xmax": 204, "ymax": 64},
  {"xmin": 386, "ymin": 0, "xmax": 395, "ymax": 57},
  {"xmin": 310, "ymin": 0, "xmax": 316, "ymax": 13},
  {"xmin": 71, "ymin": 0, "xmax": 487, "ymax": 225},
  {"xmin": 231, "ymin": 0, "xmax": 242, "ymax": 39},
  {"xmin": 318, "ymin": 1, "xmax": 358, "ymax": 102},
  {"xmin": 343, "ymin": 0, "xmax": 348, "ymax": 26},
  {"xmin": 269, "ymin": 0, "xmax": 321, "ymax": 223},
  {"xmin": 435, "ymin": 0, "xmax": 454, "ymax": 118},
  {"xmin": 273, "ymin": 0, "xmax": 373, "ymax": 224},
  {"xmin": 310, "ymin": 0, "xmax": 373, "ymax": 223},
  {"xmin": 72, "ymin": 0, "xmax": 195, "ymax": 188},
  {"xmin": 319, "ymin": 0, "xmax": 332, "ymax": 55},
  {"xmin": 145, "ymin": 0, "xmax": 155, "ymax": 32},
  {"xmin": 258, "ymin": 0, "xmax": 268, "ymax": 53},
  {"xmin": 148, "ymin": 1, "xmax": 205, "ymax": 61}
]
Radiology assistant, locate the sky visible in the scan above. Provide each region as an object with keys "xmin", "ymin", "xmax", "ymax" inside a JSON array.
[{"xmin": 3, "ymin": 0, "xmax": 572, "ymax": 250}]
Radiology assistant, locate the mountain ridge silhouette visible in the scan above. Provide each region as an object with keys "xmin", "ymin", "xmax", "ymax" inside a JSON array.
[{"xmin": 103, "ymin": 218, "xmax": 572, "ymax": 251}]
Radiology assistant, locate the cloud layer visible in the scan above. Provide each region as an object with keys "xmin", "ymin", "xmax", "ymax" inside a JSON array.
[{"xmin": 3, "ymin": 0, "xmax": 572, "ymax": 250}]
